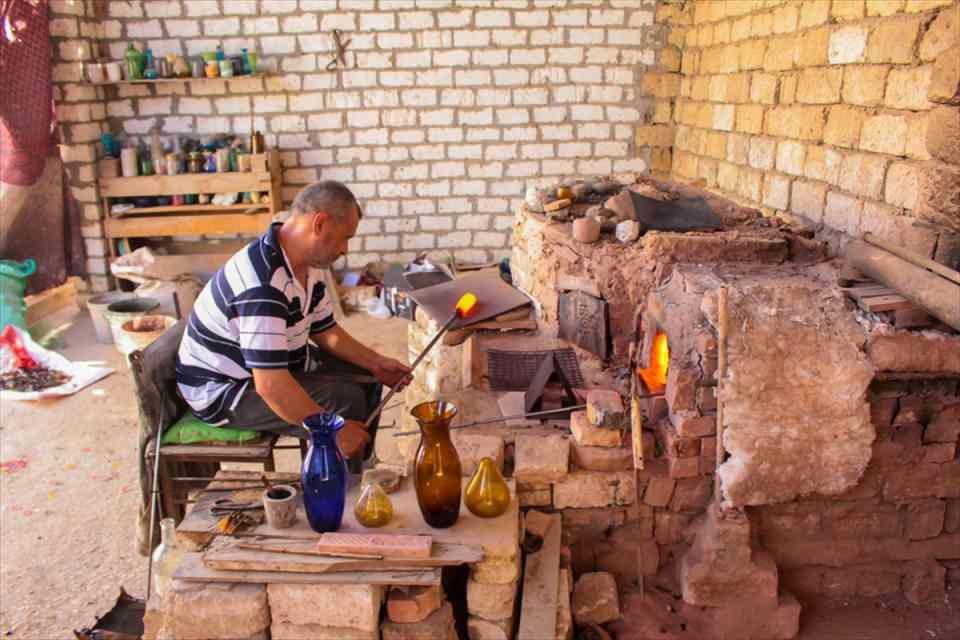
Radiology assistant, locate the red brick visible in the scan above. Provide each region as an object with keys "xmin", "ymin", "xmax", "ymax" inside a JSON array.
[
  {"xmin": 924, "ymin": 408, "xmax": 960, "ymax": 443},
  {"xmin": 643, "ymin": 476, "xmax": 677, "ymax": 507},
  {"xmin": 670, "ymin": 477, "xmax": 713, "ymax": 512},
  {"xmin": 871, "ymin": 396, "xmax": 899, "ymax": 427},
  {"xmin": 856, "ymin": 564, "xmax": 903, "ymax": 597},
  {"xmin": 666, "ymin": 365, "xmax": 698, "ymax": 412},
  {"xmin": 945, "ymin": 499, "xmax": 960, "ymax": 533},
  {"xmin": 386, "ymin": 586, "xmax": 443, "ymax": 624},
  {"xmin": 903, "ymin": 560, "xmax": 946, "ymax": 606},
  {"xmin": 655, "ymin": 511, "xmax": 694, "ymax": 544},
  {"xmin": 922, "ymin": 443, "xmax": 957, "ymax": 464},
  {"xmin": 892, "ymin": 422, "xmax": 924, "ymax": 449},
  {"xmin": 907, "ymin": 499, "xmax": 946, "ymax": 540},
  {"xmin": 668, "ymin": 455, "xmax": 701, "ymax": 479},
  {"xmin": 570, "ymin": 442, "xmax": 634, "ymax": 472},
  {"xmin": 672, "ymin": 411, "xmax": 717, "ymax": 438},
  {"xmin": 656, "ymin": 420, "xmax": 700, "ymax": 458}
]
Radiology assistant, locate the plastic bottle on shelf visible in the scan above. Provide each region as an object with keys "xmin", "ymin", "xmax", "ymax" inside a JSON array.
[{"xmin": 215, "ymin": 44, "xmax": 225, "ymax": 62}]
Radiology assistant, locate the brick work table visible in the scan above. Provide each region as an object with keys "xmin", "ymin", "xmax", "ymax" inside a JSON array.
[{"xmin": 171, "ymin": 470, "xmax": 521, "ymax": 639}]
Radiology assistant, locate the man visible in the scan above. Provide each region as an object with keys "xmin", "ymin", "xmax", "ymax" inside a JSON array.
[{"xmin": 175, "ymin": 180, "xmax": 411, "ymax": 463}]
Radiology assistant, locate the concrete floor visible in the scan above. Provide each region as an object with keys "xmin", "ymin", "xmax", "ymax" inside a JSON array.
[{"xmin": 0, "ymin": 305, "xmax": 409, "ymax": 639}]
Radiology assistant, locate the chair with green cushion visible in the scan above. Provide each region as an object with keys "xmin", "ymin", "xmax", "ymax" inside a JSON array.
[{"xmin": 131, "ymin": 321, "xmax": 295, "ymax": 550}]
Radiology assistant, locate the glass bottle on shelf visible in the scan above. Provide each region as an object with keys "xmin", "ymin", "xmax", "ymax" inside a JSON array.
[
  {"xmin": 151, "ymin": 518, "xmax": 184, "ymax": 597},
  {"xmin": 464, "ymin": 457, "xmax": 511, "ymax": 518},
  {"xmin": 124, "ymin": 43, "xmax": 143, "ymax": 80},
  {"xmin": 301, "ymin": 411, "xmax": 349, "ymax": 533}
]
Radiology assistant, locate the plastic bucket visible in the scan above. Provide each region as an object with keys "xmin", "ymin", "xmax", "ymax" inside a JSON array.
[
  {"xmin": 105, "ymin": 298, "xmax": 160, "ymax": 348},
  {"xmin": 115, "ymin": 315, "xmax": 176, "ymax": 358},
  {"xmin": 87, "ymin": 291, "xmax": 135, "ymax": 343}
]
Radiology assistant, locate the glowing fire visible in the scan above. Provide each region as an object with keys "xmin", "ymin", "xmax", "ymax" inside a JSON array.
[{"xmin": 638, "ymin": 331, "xmax": 669, "ymax": 391}]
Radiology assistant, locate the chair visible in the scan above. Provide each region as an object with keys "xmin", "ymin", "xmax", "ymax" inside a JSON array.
[{"xmin": 131, "ymin": 322, "xmax": 295, "ymax": 552}]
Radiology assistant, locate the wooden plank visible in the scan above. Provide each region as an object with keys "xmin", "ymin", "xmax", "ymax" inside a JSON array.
[
  {"xmin": 104, "ymin": 212, "xmax": 273, "ymax": 238},
  {"xmin": 25, "ymin": 277, "xmax": 80, "ymax": 326},
  {"xmin": 203, "ymin": 539, "xmax": 481, "ymax": 574},
  {"xmin": 864, "ymin": 232, "xmax": 960, "ymax": 286},
  {"xmin": 316, "ymin": 533, "xmax": 432, "ymax": 559},
  {"xmin": 159, "ymin": 437, "xmax": 276, "ymax": 459},
  {"xmin": 93, "ymin": 74, "xmax": 271, "ymax": 87},
  {"xmin": 715, "ymin": 286, "xmax": 729, "ymax": 492},
  {"xmin": 517, "ymin": 513, "xmax": 561, "ymax": 640},
  {"xmin": 843, "ymin": 285, "xmax": 896, "ymax": 299},
  {"xmin": 845, "ymin": 240, "xmax": 960, "ymax": 331},
  {"xmin": 894, "ymin": 308, "xmax": 934, "ymax": 329},
  {"xmin": 100, "ymin": 172, "xmax": 273, "ymax": 197},
  {"xmin": 116, "ymin": 203, "xmax": 269, "ymax": 215},
  {"xmin": 858, "ymin": 294, "xmax": 915, "ymax": 313},
  {"xmin": 174, "ymin": 552, "xmax": 441, "ymax": 586}
]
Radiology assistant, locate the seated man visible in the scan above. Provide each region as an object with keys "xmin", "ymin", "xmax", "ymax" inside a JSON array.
[{"xmin": 175, "ymin": 180, "xmax": 411, "ymax": 464}]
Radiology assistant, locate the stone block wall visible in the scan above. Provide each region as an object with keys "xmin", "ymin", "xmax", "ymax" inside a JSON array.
[
  {"xmin": 50, "ymin": 0, "xmax": 112, "ymax": 291},
  {"xmin": 646, "ymin": 0, "xmax": 960, "ymax": 263},
  {"xmin": 51, "ymin": 0, "xmax": 668, "ymax": 291}
]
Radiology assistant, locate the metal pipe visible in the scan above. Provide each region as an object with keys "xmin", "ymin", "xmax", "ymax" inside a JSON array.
[{"xmin": 392, "ymin": 392, "xmax": 665, "ymax": 437}]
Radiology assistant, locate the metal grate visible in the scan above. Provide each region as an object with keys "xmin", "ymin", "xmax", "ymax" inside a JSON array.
[{"xmin": 486, "ymin": 348, "xmax": 584, "ymax": 391}]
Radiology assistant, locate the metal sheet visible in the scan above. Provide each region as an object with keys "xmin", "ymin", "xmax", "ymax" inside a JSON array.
[
  {"xmin": 630, "ymin": 192, "xmax": 722, "ymax": 231},
  {"xmin": 486, "ymin": 348, "xmax": 584, "ymax": 391},
  {"xmin": 558, "ymin": 291, "xmax": 608, "ymax": 359},
  {"xmin": 406, "ymin": 269, "xmax": 532, "ymax": 329}
]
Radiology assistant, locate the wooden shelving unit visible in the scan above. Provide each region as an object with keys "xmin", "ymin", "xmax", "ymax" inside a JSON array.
[
  {"xmin": 100, "ymin": 149, "xmax": 282, "ymax": 255},
  {"xmin": 92, "ymin": 74, "xmax": 271, "ymax": 87}
]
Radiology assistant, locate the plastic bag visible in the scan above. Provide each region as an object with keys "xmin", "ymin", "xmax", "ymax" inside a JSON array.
[
  {"xmin": 0, "ymin": 259, "xmax": 36, "ymax": 330},
  {"xmin": 0, "ymin": 325, "xmax": 113, "ymax": 400}
]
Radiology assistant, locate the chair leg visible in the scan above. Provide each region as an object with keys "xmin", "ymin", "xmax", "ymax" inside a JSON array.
[
  {"xmin": 263, "ymin": 452, "xmax": 276, "ymax": 472},
  {"xmin": 158, "ymin": 457, "xmax": 179, "ymax": 523},
  {"xmin": 299, "ymin": 439, "xmax": 308, "ymax": 462}
]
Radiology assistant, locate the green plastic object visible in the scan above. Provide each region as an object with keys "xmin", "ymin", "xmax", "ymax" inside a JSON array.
[
  {"xmin": 161, "ymin": 412, "xmax": 260, "ymax": 445},
  {"xmin": 0, "ymin": 259, "xmax": 37, "ymax": 330}
]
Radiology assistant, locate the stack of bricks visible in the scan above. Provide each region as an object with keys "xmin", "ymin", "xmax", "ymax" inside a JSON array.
[
  {"xmin": 56, "ymin": 0, "xmax": 664, "ymax": 291},
  {"xmin": 49, "ymin": 0, "xmax": 112, "ymax": 291},
  {"xmin": 763, "ymin": 378, "xmax": 960, "ymax": 604},
  {"xmin": 653, "ymin": 0, "xmax": 959, "ymax": 264},
  {"xmin": 382, "ymin": 585, "xmax": 457, "ymax": 639},
  {"xmin": 466, "ymin": 519, "xmax": 522, "ymax": 639}
]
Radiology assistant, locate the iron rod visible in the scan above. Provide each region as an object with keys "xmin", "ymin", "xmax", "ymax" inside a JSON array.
[{"xmin": 392, "ymin": 392, "xmax": 665, "ymax": 437}]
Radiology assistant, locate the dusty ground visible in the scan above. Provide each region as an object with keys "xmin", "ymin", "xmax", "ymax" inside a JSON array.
[
  {"xmin": 2, "ymin": 306, "xmax": 956, "ymax": 640},
  {"xmin": 0, "ymin": 306, "xmax": 408, "ymax": 639}
]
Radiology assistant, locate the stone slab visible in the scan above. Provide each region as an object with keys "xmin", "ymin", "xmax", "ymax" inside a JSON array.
[{"xmin": 267, "ymin": 583, "xmax": 383, "ymax": 631}]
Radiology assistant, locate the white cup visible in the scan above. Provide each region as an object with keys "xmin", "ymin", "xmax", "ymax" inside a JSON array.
[{"xmin": 105, "ymin": 62, "xmax": 122, "ymax": 82}]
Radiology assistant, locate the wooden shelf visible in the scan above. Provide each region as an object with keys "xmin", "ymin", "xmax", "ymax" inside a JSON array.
[
  {"xmin": 92, "ymin": 74, "xmax": 270, "ymax": 86},
  {"xmin": 101, "ymin": 171, "xmax": 273, "ymax": 197},
  {"xmin": 105, "ymin": 212, "xmax": 275, "ymax": 239},
  {"xmin": 113, "ymin": 203, "xmax": 270, "ymax": 215}
]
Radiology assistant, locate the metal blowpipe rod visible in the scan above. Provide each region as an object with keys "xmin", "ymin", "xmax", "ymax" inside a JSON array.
[
  {"xmin": 392, "ymin": 392, "xmax": 665, "ymax": 437},
  {"xmin": 364, "ymin": 292, "xmax": 478, "ymax": 429}
]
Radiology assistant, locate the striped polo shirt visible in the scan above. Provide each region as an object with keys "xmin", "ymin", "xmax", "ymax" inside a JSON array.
[{"xmin": 175, "ymin": 222, "xmax": 336, "ymax": 425}]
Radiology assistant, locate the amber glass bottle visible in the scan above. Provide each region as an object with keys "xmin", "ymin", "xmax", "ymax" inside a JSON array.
[
  {"xmin": 411, "ymin": 400, "xmax": 462, "ymax": 528},
  {"xmin": 464, "ymin": 457, "xmax": 511, "ymax": 518}
]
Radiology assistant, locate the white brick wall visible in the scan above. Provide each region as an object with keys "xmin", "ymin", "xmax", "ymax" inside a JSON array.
[{"xmin": 63, "ymin": 0, "xmax": 657, "ymax": 267}]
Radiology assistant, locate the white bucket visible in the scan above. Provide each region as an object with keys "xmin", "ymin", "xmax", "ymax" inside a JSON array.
[
  {"xmin": 105, "ymin": 298, "xmax": 161, "ymax": 348},
  {"xmin": 87, "ymin": 291, "xmax": 135, "ymax": 343},
  {"xmin": 116, "ymin": 315, "xmax": 176, "ymax": 358}
]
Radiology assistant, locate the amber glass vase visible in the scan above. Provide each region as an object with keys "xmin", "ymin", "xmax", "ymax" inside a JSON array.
[
  {"xmin": 464, "ymin": 457, "xmax": 511, "ymax": 518},
  {"xmin": 411, "ymin": 400, "xmax": 462, "ymax": 528}
]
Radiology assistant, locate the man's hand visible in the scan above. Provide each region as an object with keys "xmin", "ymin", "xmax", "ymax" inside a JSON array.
[
  {"xmin": 336, "ymin": 419, "xmax": 370, "ymax": 459},
  {"xmin": 371, "ymin": 356, "xmax": 413, "ymax": 390}
]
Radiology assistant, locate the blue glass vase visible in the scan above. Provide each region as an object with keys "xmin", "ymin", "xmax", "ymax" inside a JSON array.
[{"xmin": 300, "ymin": 412, "xmax": 348, "ymax": 533}]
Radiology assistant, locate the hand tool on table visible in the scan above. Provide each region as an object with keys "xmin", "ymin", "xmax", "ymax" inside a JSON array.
[
  {"xmin": 364, "ymin": 292, "xmax": 479, "ymax": 429},
  {"xmin": 391, "ymin": 391, "xmax": 666, "ymax": 437}
]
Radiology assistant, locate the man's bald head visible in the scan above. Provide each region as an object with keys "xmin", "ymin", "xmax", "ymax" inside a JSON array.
[{"xmin": 290, "ymin": 180, "xmax": 362, "ymax": 221}]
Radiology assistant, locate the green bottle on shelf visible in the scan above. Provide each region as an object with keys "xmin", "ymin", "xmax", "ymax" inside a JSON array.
[{"xmin": 125, "ymin": 43, "xmax": 144, "ymax": 80}]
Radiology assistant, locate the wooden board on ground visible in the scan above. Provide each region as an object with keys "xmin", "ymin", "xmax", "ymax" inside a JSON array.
[
  {"xmin": 175, "ymin": 552, "xmax": 441, "ymax": 586},
  {"xmin": 25, "ymin": 277, "xmax": 81, "ymax": 327},
  {"xmin": 517, "ymin": 512, "xmax": 561, "ymax": 640},
  {"xmin": 858, "ymin": 294, "xmax": 915, "ymax": 313},
  {"xmin": 842, "ymin": 285, "xmax": 895, "ymax": 299},
  {"xmin": 177, "ymin": 470, "xmax": 518, "ymax": 560},
  {"xmin": 203, "ymin": 538, "xmax": 481, "ymax": 574}
]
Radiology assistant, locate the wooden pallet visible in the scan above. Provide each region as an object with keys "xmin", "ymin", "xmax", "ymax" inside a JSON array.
[{"xmin": 840, "ymin": 278, "xmax": 933, "ymax": 327}]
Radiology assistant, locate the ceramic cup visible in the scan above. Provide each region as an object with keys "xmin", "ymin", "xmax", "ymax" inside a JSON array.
[
  {"xmin": 263, "ymin": 485, "xmax": 298, "ymax": 529},
  {"xmin": 105, "ymin": 62, "xmax": 123, "ymax": 82},
  {"xmin": 86, "ymin": 62, "xmax": 104, "ymax": 83}
]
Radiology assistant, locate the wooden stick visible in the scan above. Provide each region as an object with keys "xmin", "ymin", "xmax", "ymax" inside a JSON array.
[
  {"xmin": 715, "ymin": 286, "xmax": 729, "ymax": 497},
  {"xmin": 628, "ymin": 341, "xmax": 645, "ymax": 599},
  {"xmin": 864, "ymin": 233, "xmax": 960, "ymax": 286}
]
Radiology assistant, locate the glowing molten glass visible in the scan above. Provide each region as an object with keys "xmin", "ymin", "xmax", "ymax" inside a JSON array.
[
  {"xmin": 638, "ymin": 331, "xmax": 669, "ymax": 391},
  {"xmin": 456, "ymin": 292, "xmax": 478, "ymax": 318}
]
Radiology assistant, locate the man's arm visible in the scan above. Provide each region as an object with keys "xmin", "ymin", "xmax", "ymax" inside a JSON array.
[
  {"xmin": 311, "ymin": 325, "xmax": 412, "ymax": 389},
  {"xmin": 251, "ymin": 368, "xmax": 369, "ymax": 457}
]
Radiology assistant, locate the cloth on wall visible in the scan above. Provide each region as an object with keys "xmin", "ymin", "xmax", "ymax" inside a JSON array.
[{"xmin": 0, "ymin": 0, "xmax": 56, "ymax": 186}]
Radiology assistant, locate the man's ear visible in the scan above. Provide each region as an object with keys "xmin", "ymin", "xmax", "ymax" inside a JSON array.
[{"xmin": 312, "ymin": 211, "xmax": 330, "ymax": 235}]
